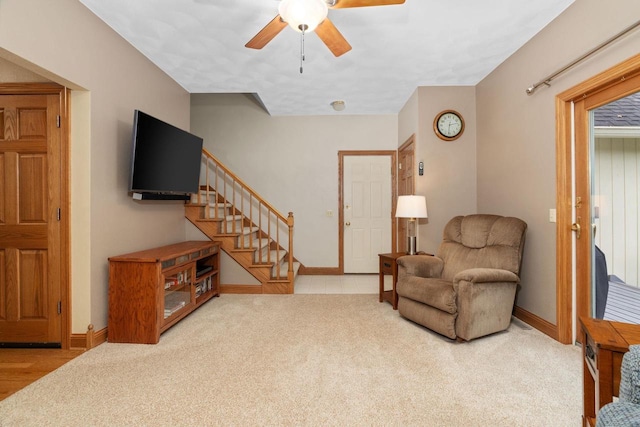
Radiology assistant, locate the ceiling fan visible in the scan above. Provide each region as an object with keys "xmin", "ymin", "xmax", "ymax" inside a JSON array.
[{"xmin": 245, "ymin": 0, "xmax": 406, "ymax": 58}]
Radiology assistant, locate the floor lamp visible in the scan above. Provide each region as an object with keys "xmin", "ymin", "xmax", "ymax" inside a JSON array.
[{"xmin": 395, "ymin": 195, "xmax": 428, "ymax": 255}]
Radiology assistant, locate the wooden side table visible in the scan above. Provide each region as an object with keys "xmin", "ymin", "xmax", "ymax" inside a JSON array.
[
  {"xmin": 378, "ymin": 252, "xmax": 432, "ymax": 310},
  {"xmin": 580, "ymin": 316, "xmax": 640, "ymax": 426},
  {"xmin": 378, "ymin": 252, "xmax": 405, "ymax": 310}
]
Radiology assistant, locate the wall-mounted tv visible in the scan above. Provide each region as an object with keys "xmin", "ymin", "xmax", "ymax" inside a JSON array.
[{"xmin": 129, "ymin": 110, "xmax": 203, "ymax": 200}]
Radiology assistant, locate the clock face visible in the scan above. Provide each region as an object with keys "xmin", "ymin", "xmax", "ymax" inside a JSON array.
[{"xmin": 434, "ymin": 110, "xmax": 464, "ymax": 141}]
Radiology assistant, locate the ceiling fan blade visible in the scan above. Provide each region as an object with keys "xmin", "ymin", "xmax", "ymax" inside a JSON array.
[
  {"xmin": 315, "ymin": 19, "xmax": 352, "ymax": 57},
  {"xmin": 329, "ymin": 0, "xmax": 405, "ymax": 9},
  {"xmin": 245, "ymin": 15, "xmax": 287, "ymax": 49}
]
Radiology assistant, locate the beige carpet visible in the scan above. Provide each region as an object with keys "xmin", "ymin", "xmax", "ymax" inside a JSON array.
[{"xmin": 0, "ymin": 294, "xmax": 582, "ymax": 426}]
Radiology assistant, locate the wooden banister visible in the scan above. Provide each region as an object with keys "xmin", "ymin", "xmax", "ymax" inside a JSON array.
[
  {"xmin": 195, "ymin": 149, "xmax": 294, "ymax": 279},
  {"xmin": 199, "ymin": 149, "xmax": 290, "ymax": 224}
]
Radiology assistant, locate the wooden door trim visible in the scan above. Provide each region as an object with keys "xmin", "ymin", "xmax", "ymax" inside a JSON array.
[
  {"xmin": 59, "ymin": 87, "xmax": 70, "ymax": 350},
  {"xmin": 0, "ymin": 83, "xmax": 69, "ymax": 95},
  {"xmin": 338, "ymin": 150, "xmax": 397, "ymax": 274},
  {"xmin": 398, "ymin": 134, "xmax": 415, "ymax": 153},
  {"xmin": 573, "ymin": 97, "xmax": 592, "ymax": 331},
  {"xmin": 556, "ymin": 53, "xmax": 640, "ymax": 344},
  {"xmin": 0, "ymin": 83, "xmax": 71, "ymax": 349}
]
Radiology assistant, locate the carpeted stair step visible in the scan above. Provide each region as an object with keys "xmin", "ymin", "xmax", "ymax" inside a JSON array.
[
  {"xmin": 190, "ymin": 190, "xmax": 217, "ymax": 204},
  {"xmin": 252, "ymin": 245, "xmax": 273, "ymax": 263},
  {"xmin": 207, "ymin": 202, "xmax": 232, "ymax": 219},
  {"xmin": 238, "ymin": 237, "xmax": 270, "ymax": 251},
  {"xmin": 272, "ymin": 261, "xmax": 301, "ymax": 279},
  {"xmin": 215, "ymin": 226, "xmax": 258, "ymax": 237},
  {"xmin": 254, "ymin": 249, "xmax": 286, "ymax": 265},
  {"xmin": 218, "ymin": 215, "xmax": 244, "ymax": 233},
  {"xmin": 235, "ymin": 226, "xmax": 259, "ymax": 245}
]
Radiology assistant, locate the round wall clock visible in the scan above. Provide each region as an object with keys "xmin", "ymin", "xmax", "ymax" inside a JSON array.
[{"xmin": 433, "ymin": 110, "xmax": 465, "ymax": 141}]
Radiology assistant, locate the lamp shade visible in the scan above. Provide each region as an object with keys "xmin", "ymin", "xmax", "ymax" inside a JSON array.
[
  {"xmin": 395, "ymin": 195, "xmax": 428, "ymax": 218},
  {"xmin": 278, "ymin": 0, "xmax": 328, "ymax": 33}
]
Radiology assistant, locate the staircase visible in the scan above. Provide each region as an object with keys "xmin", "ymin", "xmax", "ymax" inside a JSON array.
[{"xmin": 185, "ymin": 149, "xmax": 300, "ymax": 294}]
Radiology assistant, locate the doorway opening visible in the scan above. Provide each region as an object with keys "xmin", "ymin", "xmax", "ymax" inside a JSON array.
[
  {"xmin": 591, "ymin": 92, "xmax": 640, "ymax": 324},
  {"xmin": 556, "ymin": 53, "xmax": 640, "ymax": 344}
]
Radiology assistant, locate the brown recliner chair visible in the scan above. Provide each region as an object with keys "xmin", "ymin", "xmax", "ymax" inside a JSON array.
[{"xmin": 396, "ymin": 214, "xmax": 527, "ymax": 341}]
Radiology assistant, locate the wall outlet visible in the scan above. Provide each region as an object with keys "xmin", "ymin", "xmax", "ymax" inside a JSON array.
[
  {"xmin": 326, "ymin": 210, "xmax": 333, "ymax": 217},
  {"xmin": 549, "ymin": 208, "xmax": 557, "ymax": 223}
]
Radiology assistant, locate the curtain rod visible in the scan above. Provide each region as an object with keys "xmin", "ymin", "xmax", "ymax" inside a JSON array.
[{"xmin": 526, "ymin": 19, "xmax": 640, "ymax": 95}]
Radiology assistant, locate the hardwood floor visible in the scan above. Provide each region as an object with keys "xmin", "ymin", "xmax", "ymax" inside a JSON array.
[{"xmin": 0, "ymin": 348, "xmax": 84, "ymax": 401}]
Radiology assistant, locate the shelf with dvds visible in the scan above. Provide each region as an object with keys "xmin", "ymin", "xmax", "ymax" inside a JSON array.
[
  {"xmin": 108, "ymin": 241, "xmax": 220, "ymax": 344},
  {"xmin": 163, "ymin": 266, "xmax": 192, "ymax": 320},
  {"xmin": 194, "ymin": 255, "xmax": 219, "ymax": 303}
]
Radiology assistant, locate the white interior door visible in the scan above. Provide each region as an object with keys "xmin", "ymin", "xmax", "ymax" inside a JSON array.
[{"xmin": 343, "ymin": 155, "xmax": 392, "ymax": 273}]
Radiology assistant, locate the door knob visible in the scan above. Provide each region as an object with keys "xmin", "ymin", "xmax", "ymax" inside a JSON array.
[
  {"xmin": 345, "ymin": 222, "xmax": 351, "ymax": 226},
  {"xmin": 571, "ymin": 217, "xmax": 581, "ymax": 239}
]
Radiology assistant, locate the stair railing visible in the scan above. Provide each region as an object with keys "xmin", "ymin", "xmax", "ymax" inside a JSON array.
[{"xmin": 193, "ymin": 149, "xmax": 294, "ymax": 281}]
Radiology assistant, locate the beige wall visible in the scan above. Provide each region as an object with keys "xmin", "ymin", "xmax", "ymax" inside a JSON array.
[
  {"xmin": 398, "ymin": 89, "xmax": 419, "ymax": 145},
  {"xmin": 0, "ymin": 0, "xmax": 191, "ymax": 332},
  {"xmin": 70, "ymin": 91, "xmax": 92, "ymax": 332},
  {"xmin": 0, "ymin": 57, "xmax": 49, "ymax": 82},
  {"xmin": 190, "ymin": 93, "xmax": 398, "ymax": 270},
  {"xmin": 477, "ymin": 0, "xmax": 640, "ymax": 323},
  {"xmin": 398, "ymin": 87, "xmax": 478, "ymax": 254},
  {"xmin": 417, "ymin": 87, "xmax": 478, "ymax": 254}
]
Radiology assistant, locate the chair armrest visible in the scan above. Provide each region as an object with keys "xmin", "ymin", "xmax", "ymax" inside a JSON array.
[
  {"xmin": 454, "ymin": 267, "xmax": 521, "ymax": 340},
  {"xmin": 397, "ymin": 255, "xmax": 443, "ymax": 279},
  {"xmin": 453, "ymin": 268, "xmax": 519, "ymax": 285}
]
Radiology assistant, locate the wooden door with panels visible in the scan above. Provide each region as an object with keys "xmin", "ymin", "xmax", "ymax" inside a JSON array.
[
  {"xmin": 0, "ymin": 84, "xmax": 68, "ymax": 347},
  {"xmin": 397, "ymin": 135, "xmax": 415, "ymax": 253}
]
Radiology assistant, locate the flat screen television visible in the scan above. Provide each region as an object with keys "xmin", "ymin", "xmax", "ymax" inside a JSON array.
[{"xmin": 129, "ymin": 110, "xmax": 203, "ymax": 200}]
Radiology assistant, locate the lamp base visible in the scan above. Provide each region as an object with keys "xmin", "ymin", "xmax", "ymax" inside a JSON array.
[{"xmin": 406, "ymin": 236, "xmax": 417, "ymax": 255}]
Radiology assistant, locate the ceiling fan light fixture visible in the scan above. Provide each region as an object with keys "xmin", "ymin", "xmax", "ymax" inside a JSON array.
[{"xmin": 278, "ymin": 0, "xmax": 328, "ymax": 33}]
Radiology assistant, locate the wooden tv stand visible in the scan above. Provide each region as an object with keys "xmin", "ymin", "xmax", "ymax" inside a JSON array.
[{"xmin": 108, "ymin": 240, "xmax": 220, "ymax": 344}]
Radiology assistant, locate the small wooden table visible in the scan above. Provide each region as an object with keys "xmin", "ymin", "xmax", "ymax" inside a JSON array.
[
  {"xmin": 378, "ymin": 252, "xmax": 405, "ymax": 310},
  {"xmin": 378, "ymin": 252, "xmax": 432, "ymax": 310},
  {"xmin": 580, "ymin": 316, "xmax": 640, "ymax": 426}
]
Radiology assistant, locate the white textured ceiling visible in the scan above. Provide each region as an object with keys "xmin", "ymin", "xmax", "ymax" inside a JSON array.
[{"xmin": 78, "ymin": 0, "xmax": 574, "ymax": 116}]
